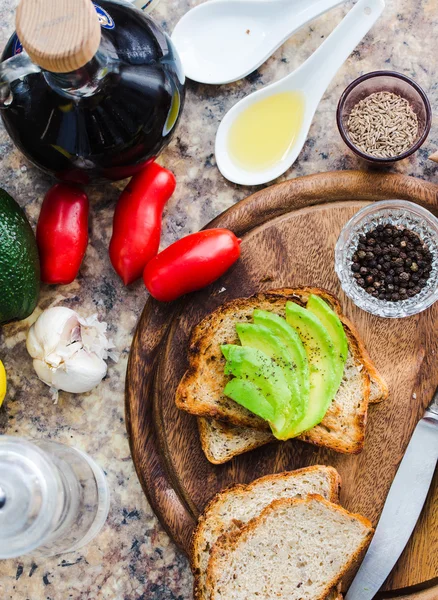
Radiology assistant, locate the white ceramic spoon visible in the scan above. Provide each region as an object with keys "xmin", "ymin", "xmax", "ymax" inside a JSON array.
[
  {"xmin": 172, "ymin": 0, "xmax": 348, "ymax": 85},
  {"xmin": 215, "ymin": 0, "xmax": 385, "ymax": 186}
]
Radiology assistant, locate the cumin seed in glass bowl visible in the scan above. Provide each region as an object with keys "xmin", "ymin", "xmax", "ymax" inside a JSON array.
[
  {"xmin": 335, "ymin": 200, "xmax": 438, "ymax": 318},
  {"xmin": 337, "ymin": 71, "xmax": 431, "ymax": 164}
]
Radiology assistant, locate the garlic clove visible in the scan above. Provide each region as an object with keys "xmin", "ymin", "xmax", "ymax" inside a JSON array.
[
  {"xmin": 64, "ymin": 349, "xmax": 108, "ymax": 393},
  {"xmin": 33, "ymin": 349, "xmax": 108, "ymax": 394},
  {"xmin": 27, "ymin": 307, "xmax": 79, "ymax": 360}
]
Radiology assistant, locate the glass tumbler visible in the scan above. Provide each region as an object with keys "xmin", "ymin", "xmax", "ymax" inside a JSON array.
[{"xmin": 0, "ymin": 437, "xmax": 110, "ymax": 559}]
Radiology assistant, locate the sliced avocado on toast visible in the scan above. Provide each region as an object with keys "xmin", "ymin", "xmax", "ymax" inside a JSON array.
[
  {"xmin": 252, "ymin": 310, "xmax": 309, "ymax": 405},
  {"xmin": 221, "ymin": 344, "xmax": 291, "ymax": 435},
  {"xmin": 221, "ymin": 378, "xmax": 275, "ymax": 423},
  {"xmin": 235, "ymin": 322, "xmax": 304, "ymax": 430},
  {"xmin": 307, "ymin": 294, "xmax": 348, "ymax": 388},
  {"xmin": 0, "ymin": 189, "xmax": 40, "ymax": 324},
  {"xmin": 221, "ymin": 299, "xmax": 349, "ymax": 440},
  {"xmin": 284, "ymin": 301, "xmax": 338, "ymax": 438}
]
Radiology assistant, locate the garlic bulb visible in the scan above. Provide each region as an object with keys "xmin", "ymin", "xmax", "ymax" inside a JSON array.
[{"xmin": 27, "ymin": 307, "xmax": 118, "ymax": 400}]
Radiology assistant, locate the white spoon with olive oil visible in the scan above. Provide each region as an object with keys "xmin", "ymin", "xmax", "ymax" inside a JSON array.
[{"xmin": 215, "ymin": 0, "xmax": 385, "ymax": 186}]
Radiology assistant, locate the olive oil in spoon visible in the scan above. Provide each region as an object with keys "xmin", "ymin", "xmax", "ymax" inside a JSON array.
[{"xmin": 228, "ymin": 91, "xmax": 305, "ymax": 171}]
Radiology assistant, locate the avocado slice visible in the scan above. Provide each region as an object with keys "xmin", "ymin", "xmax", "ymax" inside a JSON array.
[
  {"xmin": 252, "ymin": 310, "xmax": 309, "ymax": 404},
  {"xmin": 221, "ymin": 344, "xmax": 290, "ymax": 433},
  {"xmin": 236, "ymin": 322, "xmax": 303, "ymax": 435},
  {"xmin": 236, "ymin": 322, "xmax": 301, "ymax": 411},
  {"xmin": 223, "ymin": 378, "xmax": 275, "ymax": 422},
  {"xmin": 306, "ymin": 294, "xmax": 348, "ymax": 388},
  {"xmin": 284, "ymin": 302, "xmax": 337, "ymax": 437}
]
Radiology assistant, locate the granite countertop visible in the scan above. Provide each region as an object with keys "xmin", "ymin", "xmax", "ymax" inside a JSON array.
[{"xmin": 0, "ymin": 0, "xmax": 437, "ymax": 598}]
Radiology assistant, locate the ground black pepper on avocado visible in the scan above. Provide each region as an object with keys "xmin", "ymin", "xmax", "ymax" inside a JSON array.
[{"xmin": 351, "ymin": 224, "xmax": 432, "ymax": 301}]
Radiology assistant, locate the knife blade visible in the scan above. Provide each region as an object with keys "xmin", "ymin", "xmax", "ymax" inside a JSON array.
[{"xmin": 345, "ymin": 387, "xmax": 438, "ymax": 600}]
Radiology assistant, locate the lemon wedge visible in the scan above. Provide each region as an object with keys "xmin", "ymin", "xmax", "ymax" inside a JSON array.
[{"xmin": 0, "ymin": 361, "xmax": 6, "ymax": 407}]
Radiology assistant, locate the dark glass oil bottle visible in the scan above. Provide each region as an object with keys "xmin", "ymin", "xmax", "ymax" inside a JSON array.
[{"xmin": 0, "ymin": 1, "xmax": 185, "ymax": 184}]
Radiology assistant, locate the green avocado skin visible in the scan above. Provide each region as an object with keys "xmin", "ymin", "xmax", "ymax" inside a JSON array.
[{"xmin": 0, "ymin": 189, "xmax": 40, "ymax": 324}]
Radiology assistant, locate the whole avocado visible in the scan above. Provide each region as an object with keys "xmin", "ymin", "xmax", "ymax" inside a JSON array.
[{"xmin": 0, "ymin": 189, "xmax": 40, "ymax": 324}]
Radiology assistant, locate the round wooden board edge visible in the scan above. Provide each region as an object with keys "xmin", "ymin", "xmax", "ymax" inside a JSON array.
[
  {"xmin": 125, "ymin": 300, "xmax": 197, "ymax": 551},
  {"xmin": 125, "ymin": 170, "xmax": 438, "ymax": 597}
]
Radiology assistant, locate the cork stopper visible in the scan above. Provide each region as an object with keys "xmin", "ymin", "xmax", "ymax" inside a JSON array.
[{"xmin": 16, "ymin": 0, "xmax": 102, "ymax": 73}]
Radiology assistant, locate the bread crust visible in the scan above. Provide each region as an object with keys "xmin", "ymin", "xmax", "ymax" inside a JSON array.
[
  {"xmin": 205, "ymin": 494, "xmax": 373, "ymax": 600},
  {"xmin": 191, "ymin": 466, "xmax": 342, "ymax": 600},
  {"xmin": 176, "ymin": 287, "xmax": 388, "ymax": 455}
]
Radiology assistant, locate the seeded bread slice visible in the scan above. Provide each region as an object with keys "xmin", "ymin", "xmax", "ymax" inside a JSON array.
[
  {"xmin": 176, "ymin": 288, "xmax": 388, "ymax": 455},
  {"xmin": 197, "ymin": 417, "xmax": 275, "ymax": 464},
  {"xmin": 206, "ymin": 494, "xmax": 373, "ymax": 600},
  {"xmin": 192, "ymin": 466, "xmax": 341, "ymax": 600}
]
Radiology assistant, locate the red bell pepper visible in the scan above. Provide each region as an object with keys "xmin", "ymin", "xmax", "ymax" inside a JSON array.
[
  {"xmin": 37, "ymin": 183, "xmax": 89, "ymax": 285},
  {"xmin": 143, "ymin": 229, "xmax": 241, "ymax": 302},
  {"xmin": 109, "ymin": 162, "xmax": 176, "ymax": 285}
]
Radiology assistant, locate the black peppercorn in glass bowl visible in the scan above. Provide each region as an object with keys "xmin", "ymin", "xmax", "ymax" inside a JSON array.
[
  {"xmin": 337, "ymin": 71, "xmax": 432, "ymax": 164},
  {"xmin": 335, "ymin": 200, "xmax": 438, "ymax": 318}
]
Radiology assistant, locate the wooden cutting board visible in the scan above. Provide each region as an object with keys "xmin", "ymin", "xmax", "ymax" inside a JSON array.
[{"xmin": 125, "ymin": 171, "xmax": 438, "ymax": 598}]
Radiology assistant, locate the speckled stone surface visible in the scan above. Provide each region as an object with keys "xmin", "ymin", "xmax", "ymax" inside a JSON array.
[{"xmin": 0, "ymin": 0, "xmax": 437, "ymax": 598}]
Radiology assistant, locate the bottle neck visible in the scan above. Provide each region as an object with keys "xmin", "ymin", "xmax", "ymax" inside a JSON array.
[{"xmin": 43, "ymin": 37, "xmax": 118, "ymax": 99}]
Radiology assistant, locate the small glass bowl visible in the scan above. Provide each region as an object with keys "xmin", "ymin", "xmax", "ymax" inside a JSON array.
[
  {"xmin": 335, "ymin": 200, "xmax": 438, "ymax": 318},
  {"xmin": 337, "ymin": 71, "xmax": 432, "ymax": 163}
]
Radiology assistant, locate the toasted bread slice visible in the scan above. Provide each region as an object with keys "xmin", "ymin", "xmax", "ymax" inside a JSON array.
[
  {"xmin": 177, "ymin": 288, "xmax": 388, "ymax": 454},
  {"xmin": 205, "ymin": 494, "xmax": 373, "ymax": 600},
  {"xmin": 192, "ymin": 466, "xmax": 341, "ymax": 600},
  {"xmin": 197, "ymin": 417, "xmax": 274, "ymax": 464}
]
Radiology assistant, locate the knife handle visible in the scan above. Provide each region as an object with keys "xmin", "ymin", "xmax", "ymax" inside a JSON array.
[{"xmin": 426, "ymin": 386, "xmax": 438, "ymax": 419}]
